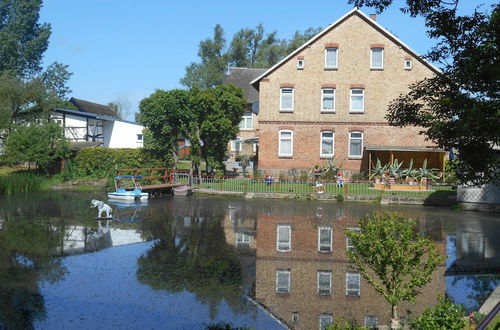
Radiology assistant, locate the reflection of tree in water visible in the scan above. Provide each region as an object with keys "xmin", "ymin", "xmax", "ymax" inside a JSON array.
[
  {"xmin": 0, "ymin": 217, "xmax": 67, "ymax": 329},
  {"xmin": 450, "ymin": 275, "xmax": 500, "ymax": 312},
  {"xmin": 137, "ymin": 214, "xmax": 244, "ymax": 319}
]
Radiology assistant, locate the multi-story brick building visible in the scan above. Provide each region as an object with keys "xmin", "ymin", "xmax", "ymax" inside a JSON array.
[
  {"xmin": 251, "ymin": 9, "xmax": 446, "ymax": 176},
  {"xmin": 253, "ymin": 203, "xmax": 446, "ymax": 329}
]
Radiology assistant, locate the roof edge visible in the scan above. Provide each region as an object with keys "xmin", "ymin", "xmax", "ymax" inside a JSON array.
[{"xmin": 250, "ymin": 8, "xmax": 440, "ymax": 88}]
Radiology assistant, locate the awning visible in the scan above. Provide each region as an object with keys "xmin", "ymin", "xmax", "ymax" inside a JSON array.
[{"xmin": 365, "ymin": 145, "xmax": 446, "ymax": 153}]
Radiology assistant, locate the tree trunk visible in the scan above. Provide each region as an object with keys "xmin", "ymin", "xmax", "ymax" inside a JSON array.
[{"xmin": 391, "ymin": 305, "xmax": 400, "ymax": 329}]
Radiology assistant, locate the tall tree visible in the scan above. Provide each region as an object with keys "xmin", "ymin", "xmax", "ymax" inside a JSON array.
[
  {"xmin": 180, "ymin": 25, "xmax": 228, "ymax": 89},
  {"xmin": 345, "ymin": 212, "xmax": 445, "ymax": 329},
  {"xmin": 0, "ymin": 0, "xmax": 51, "ymax": 77},
  {"xmin": 181, "ymin": 24, "xmax": 322, "ymax": 89},
  {"xmin": 349, "ymin": 0, "xmax": 500, "ymax": 184}
]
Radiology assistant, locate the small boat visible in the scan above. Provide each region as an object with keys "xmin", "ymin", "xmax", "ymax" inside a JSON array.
[
  {"xmin": 172, "ymin": 185, "xmax": 193, "ymax": 196},
  {"xmin": 108, "ymin": 175, "xmax": 149, "ymax": 201}
]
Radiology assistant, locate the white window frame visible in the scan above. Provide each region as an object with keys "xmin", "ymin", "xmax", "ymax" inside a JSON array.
[
  {"xmin": 280, "ymin": 87, "xmax": 294, "ymax": 112},
  {"xmin": 318, "ymin": 227, "xmax": 333, "ymax": 252},
  {"xmin": 319, "ymin": 314, "xmax": 333, "ymax": 330},
  {"xmin": 297, "ymin": 59, "xmax": 304, "ymax": 69},
  {"xmin": 404, "ymin": 59, "xmax": 412, "ymax": 70},
  {"xmin": 278, "ymin": 130, "xmax": 293, "ymax": 157},
  {"xmin": 236, "ymin": 233, "xmax": 251, "ymax": 245},
  {"xmin": 317, "ymin": 271, "xmax": 332, "ymax": 295},
  {"xmin": 348, "ymin": 131, "xmax": 364, "ymax": 158},
  {"xmin": 292, "ymin": 312, "xmax": 300, "ymax": 323},
  {"xmin": 239, "ymin": 112, "xmax": 253, "ymax": 130},
  {"xmin": 231, "ymin": 136, "xmax": 242, "ymax": 152},
  {"xmin": 370, "ymin": 48, "xmax": 384, "ymax": 69},
  {"xmin": 324, "ymin": 47, "xmax": 338, "ymax": 69},
  {"xmin": 346, "ymin": 272, "xmax": 361, "ymax": 296},
  {"xmin": 276, "ymin": 270, "xmax": 291, "ymax": 294},
  {"xmin": 346, "ymin": 227, "xmax": 360, "ymax": 250},
  {"xmin": 321, "ymin": 88, "xmax": 335, "ymax": 112},
  {"xmin": 320, "ymin": 131, "xmax": 335, "ymax": 158},
  {"xmin": 350, "ymin": 88, "xmax": 365, "ymax": 113},
  {"xmin": 277, "ymin": 224, "xmax": 291, "ymax": 252}
]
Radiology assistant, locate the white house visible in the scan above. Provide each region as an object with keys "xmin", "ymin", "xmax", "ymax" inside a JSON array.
[{"xmin": 52, "ymin": 98, "xmax": 144, "ymax": 149}]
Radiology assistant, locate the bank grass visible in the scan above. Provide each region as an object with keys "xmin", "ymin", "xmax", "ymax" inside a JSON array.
[
  {"xmin": 193, "ymin": 177, "xmax": 456, "ymax": 197},
  {"xmin": 0, "ymin": 171, "xmax": 48, "ymax": 194}
]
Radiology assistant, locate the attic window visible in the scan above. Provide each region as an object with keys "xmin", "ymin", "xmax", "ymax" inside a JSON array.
[
  {"xmin": 297, "ymin": 59, "xmax": 304, "ymax": 69},
  {"xmin": 404, "ymin": 59, "xmax": 412, "ymax": 70}
]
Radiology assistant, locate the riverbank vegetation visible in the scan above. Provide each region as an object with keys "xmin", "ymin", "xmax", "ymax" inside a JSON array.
[{"xmin": 0, "ymin": 171, "xmax": 47, "ymax": 195}]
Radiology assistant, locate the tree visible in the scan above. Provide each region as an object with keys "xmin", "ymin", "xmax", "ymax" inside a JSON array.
[
  {"xmin": 0, "ymin": 0, "xmax": 51, "ymax": 77},
  {"xmin": 41, "ymin": 62, "xmax": 73, "ymax": 100},
  {"xmin": 348, "ymin": 0, "xmax": 500, "ymax": 184},
  {"xmin": 409, "ymin": 296, "xmax": 466, "ymax": 330},
  {"xmin": 180, "ymin": 24, "xmax": 322, "ymax": 89},
  {"xmin": 345, "ymin": 212, "xmax": 445, "ymax": 329},
  {"xmin": 138, "ymin": 85, "xmax": 246, "ymax": 171},
  {"xmin": 108, "ymin": 94, "xmax": 132, "ymax": 120},
  {"xmin": 3, "ymin": 122, "xmax": 71, "ymax": 173}
]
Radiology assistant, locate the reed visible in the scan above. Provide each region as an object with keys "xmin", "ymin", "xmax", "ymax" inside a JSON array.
[{"xmin": 0, "ymin": 172, "xmax": 46, "ymax": 194}]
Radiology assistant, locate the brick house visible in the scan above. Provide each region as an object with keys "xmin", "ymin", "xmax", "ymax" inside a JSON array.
[
  {"xmin": 223, "ymin": 67, "xmax": 267, "ymax": 171},
  {"xmin": 251, "ymin": 9, "xmax": 447, "ymax": 176}
]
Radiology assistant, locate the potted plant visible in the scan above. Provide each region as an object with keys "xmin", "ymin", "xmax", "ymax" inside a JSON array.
[
  {"xmin": 387, "ymin": 159, "xmax": 404, "ymax": 184},
  {"xmin": 417, "ymin": 159, "xmax": 440, "ymax": 186},
  {"xmin": 403, "ymin": 159, "xmax": 419, "ymax": 185},
  {"xmin": 369, "ymin": 158, "xmax": 387, "ymax": 184}
]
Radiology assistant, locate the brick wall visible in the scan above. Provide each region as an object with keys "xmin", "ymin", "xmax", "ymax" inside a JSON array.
[{"xmin": 256, "ymin": 11, "xmax": 439, "ymax": 174}]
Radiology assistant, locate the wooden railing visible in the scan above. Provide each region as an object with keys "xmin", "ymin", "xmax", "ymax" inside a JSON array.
[{"xmin": 115, "ymin": 168, "xmax": 171, "ymax": 184}]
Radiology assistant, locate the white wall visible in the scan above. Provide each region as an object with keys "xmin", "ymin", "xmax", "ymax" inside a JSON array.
[{"xmin": 106, "ymin": 121, "xmax": 144, "ymax": 148}]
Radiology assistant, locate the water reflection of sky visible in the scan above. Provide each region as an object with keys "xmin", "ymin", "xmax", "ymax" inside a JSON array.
[
  {"xmin": 37, "ymin": 242, "xmax": 282, "ymax": 330},
  {"xmin": 1, "ymin": 191, "xmax": 499, "ymax": 329}
]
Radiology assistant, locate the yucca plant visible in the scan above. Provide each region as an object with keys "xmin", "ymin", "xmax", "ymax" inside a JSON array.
[
  {"xmin": 387, "ymin": 159, "xmax": 404, "ymax": 181},
  {"xmin": 369, "ymin": 158, "xmax": 387, "ymax": 182},
  {"xmin": 402, "ymin": 159, "xmax": 420, "ymax": 184},
  {"xmin": 417, "ymin": 159, "xmax": 441, "ymax": 184}
]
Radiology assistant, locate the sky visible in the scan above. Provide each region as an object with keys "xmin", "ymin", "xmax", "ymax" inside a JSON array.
[{"xmin": 39, "ymin": 0, "xmax": 496, "ymax": 120}]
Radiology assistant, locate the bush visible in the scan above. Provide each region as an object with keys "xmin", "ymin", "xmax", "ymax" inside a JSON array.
[
  {"xmin": 60, "ymin": 147, "xmax": 164, "ymax": 181},
  {"xmin": 410, "ymin": 296, "xmax": 466, "ymax": 330}
]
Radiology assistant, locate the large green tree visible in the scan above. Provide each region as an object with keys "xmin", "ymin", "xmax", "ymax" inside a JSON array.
[
  {"xmin": 138, "ymin": 84, "xmax": 246, "ymax": 171},
  {"xmin": 0, "ymin": 0, "xmax": 51, "ymax": 77},
  {"xmin": 345, "ymin": 212, "xmax": 445, "ymax": 329},
  {"xmin": 180, "ymin": 24, "xmax": 322, "ymax": 89},
  {"xmin": 349, "ymin": 0, "xmax": 500, "ymax": 184}
]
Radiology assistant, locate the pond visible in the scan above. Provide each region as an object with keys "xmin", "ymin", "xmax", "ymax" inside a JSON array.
[{"xmin": 0, "ymin": 191, "xmax": 498, "ymax": 329}]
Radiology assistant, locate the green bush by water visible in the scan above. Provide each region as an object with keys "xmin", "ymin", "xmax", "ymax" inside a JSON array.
[
  {"xmin": 60, "ymin": 147, "xmax": 164, "ymax": 181},
  {"xmin": 0, "ymin": 172, "xmax": 45, "ymax": 194}
]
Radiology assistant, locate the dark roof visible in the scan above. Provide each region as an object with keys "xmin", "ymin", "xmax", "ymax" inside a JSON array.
[
  {"xmin": 70, "ymin": 97, "xmax": 120, "ymax": 119},
  {"xmin": 53, "ymin": 108, "xmax": 140, "ymax": 125},
  {"xmin": 365, "ymin": 145, "xmax": 446, "ymax": 152},
  {"xmin": 223, "ymin": 67, "xmax": 267, "ymax": 104}
]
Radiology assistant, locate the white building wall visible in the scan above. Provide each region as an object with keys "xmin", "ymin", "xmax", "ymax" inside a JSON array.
[{"xmin": 106, "ymin": 121, "xmax": 144, "ymax": 148}]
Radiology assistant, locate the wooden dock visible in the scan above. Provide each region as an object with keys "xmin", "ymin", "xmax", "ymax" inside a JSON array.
[{"xmin": 115, "ymin": 168, "xmax": 188, "ymax": 194}]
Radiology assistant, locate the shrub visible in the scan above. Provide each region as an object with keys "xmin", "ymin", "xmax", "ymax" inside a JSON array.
[
  {"xmin": 409, "ymin": 296, "xmax": 466, "ymax": 330},
  {"xmin": 60, "ymin": 147, "xmax": 164, "ymax": 181}
]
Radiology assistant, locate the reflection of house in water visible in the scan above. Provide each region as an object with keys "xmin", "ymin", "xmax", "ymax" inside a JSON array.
[
  {"xmin": 61, "ymin": 220, "xmax": 144, "ymax": 255},
  {"xmin": 253, "ymin": 204, "xmax": 446, "ymax": 329},
  {"xmin": 446, "ymin": 219, "xmax": 500, "ymax": 275}
]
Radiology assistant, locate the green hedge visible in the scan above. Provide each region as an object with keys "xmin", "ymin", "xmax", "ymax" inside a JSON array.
[{"xmin": 61, "ymin": 147, "xmax": 165, "ymax": 181}]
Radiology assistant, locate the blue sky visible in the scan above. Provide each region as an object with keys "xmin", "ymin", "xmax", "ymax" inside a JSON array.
[{"xmin": 40, "ymin": 0, "xmax": 495, "ymax": 120}]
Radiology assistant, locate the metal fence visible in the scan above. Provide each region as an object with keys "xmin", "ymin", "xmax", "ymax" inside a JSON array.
[{"xmin": 170, "ymin": 171, "xmax": 455, "ymax": 197}]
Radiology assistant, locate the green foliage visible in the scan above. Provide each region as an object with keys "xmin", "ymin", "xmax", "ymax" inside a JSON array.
[
  {"xmin": 345, "ymin": 212, "xmax": 445, "ymax": 323},
  {"xmin": 180, "ymin": 23, "xmax": 322, "ymax": 89},
  {"xmin": 336, "ymin": 193, "xmax": 345, "ymax": 201},
  {"xmin": 0, "ymin": 0, "xmax": 51, "ymax": 77},
  {"xmin": 138, "ymin": 84, "xmax": 246, "ymax": 171},
  {"xmin": 325, "ymin": 320, "xmax": 366, "ymax": 330},
  {"xmin": 205, "ymin": 322, "xmax": 251, "ymax": 330},
  {"xmin": 3, "ymin": 122, "xmax": 70, "ymax": 173},
  {"xmin": 369, "ymin": 158, "xmax": 387, "ymax": 180},
  {"xmin": 319, "ymin": 156, "xmax": 342, "ymax": 180},
  {"xmin": 0, "ymin": 171, "xmax": 45, "ymax": 194},
  {"xmin": 417, "ymin": 159, "xmax": 440, "ymax": 183},
  {"xmin": 60, "ymin": 147, "xmax": 164, "ymax": 180},
  {"xmin": 351, "ymin": 0, "xmax": 500, "ymax": 184},
  {"xmin": 409, "ymin": 296, "xmax": 466, "ymax": 330},
  {"xmin": 351, "ymin": 171, "xmax": 368, "ymax": 180}
]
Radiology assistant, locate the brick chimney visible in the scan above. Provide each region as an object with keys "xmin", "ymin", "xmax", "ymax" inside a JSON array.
[{"xmin": 370, "ymin": 14, "xmax": 377, "ymax": 21}]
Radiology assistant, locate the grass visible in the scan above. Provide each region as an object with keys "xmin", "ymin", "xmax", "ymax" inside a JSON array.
[
  {"xmin": 0, "ymin": 171, "xmax": 47, "ymax": 194},
  {"xmin": 192, "ymin": 177, "xmax": 456, "ymax": 198}
]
